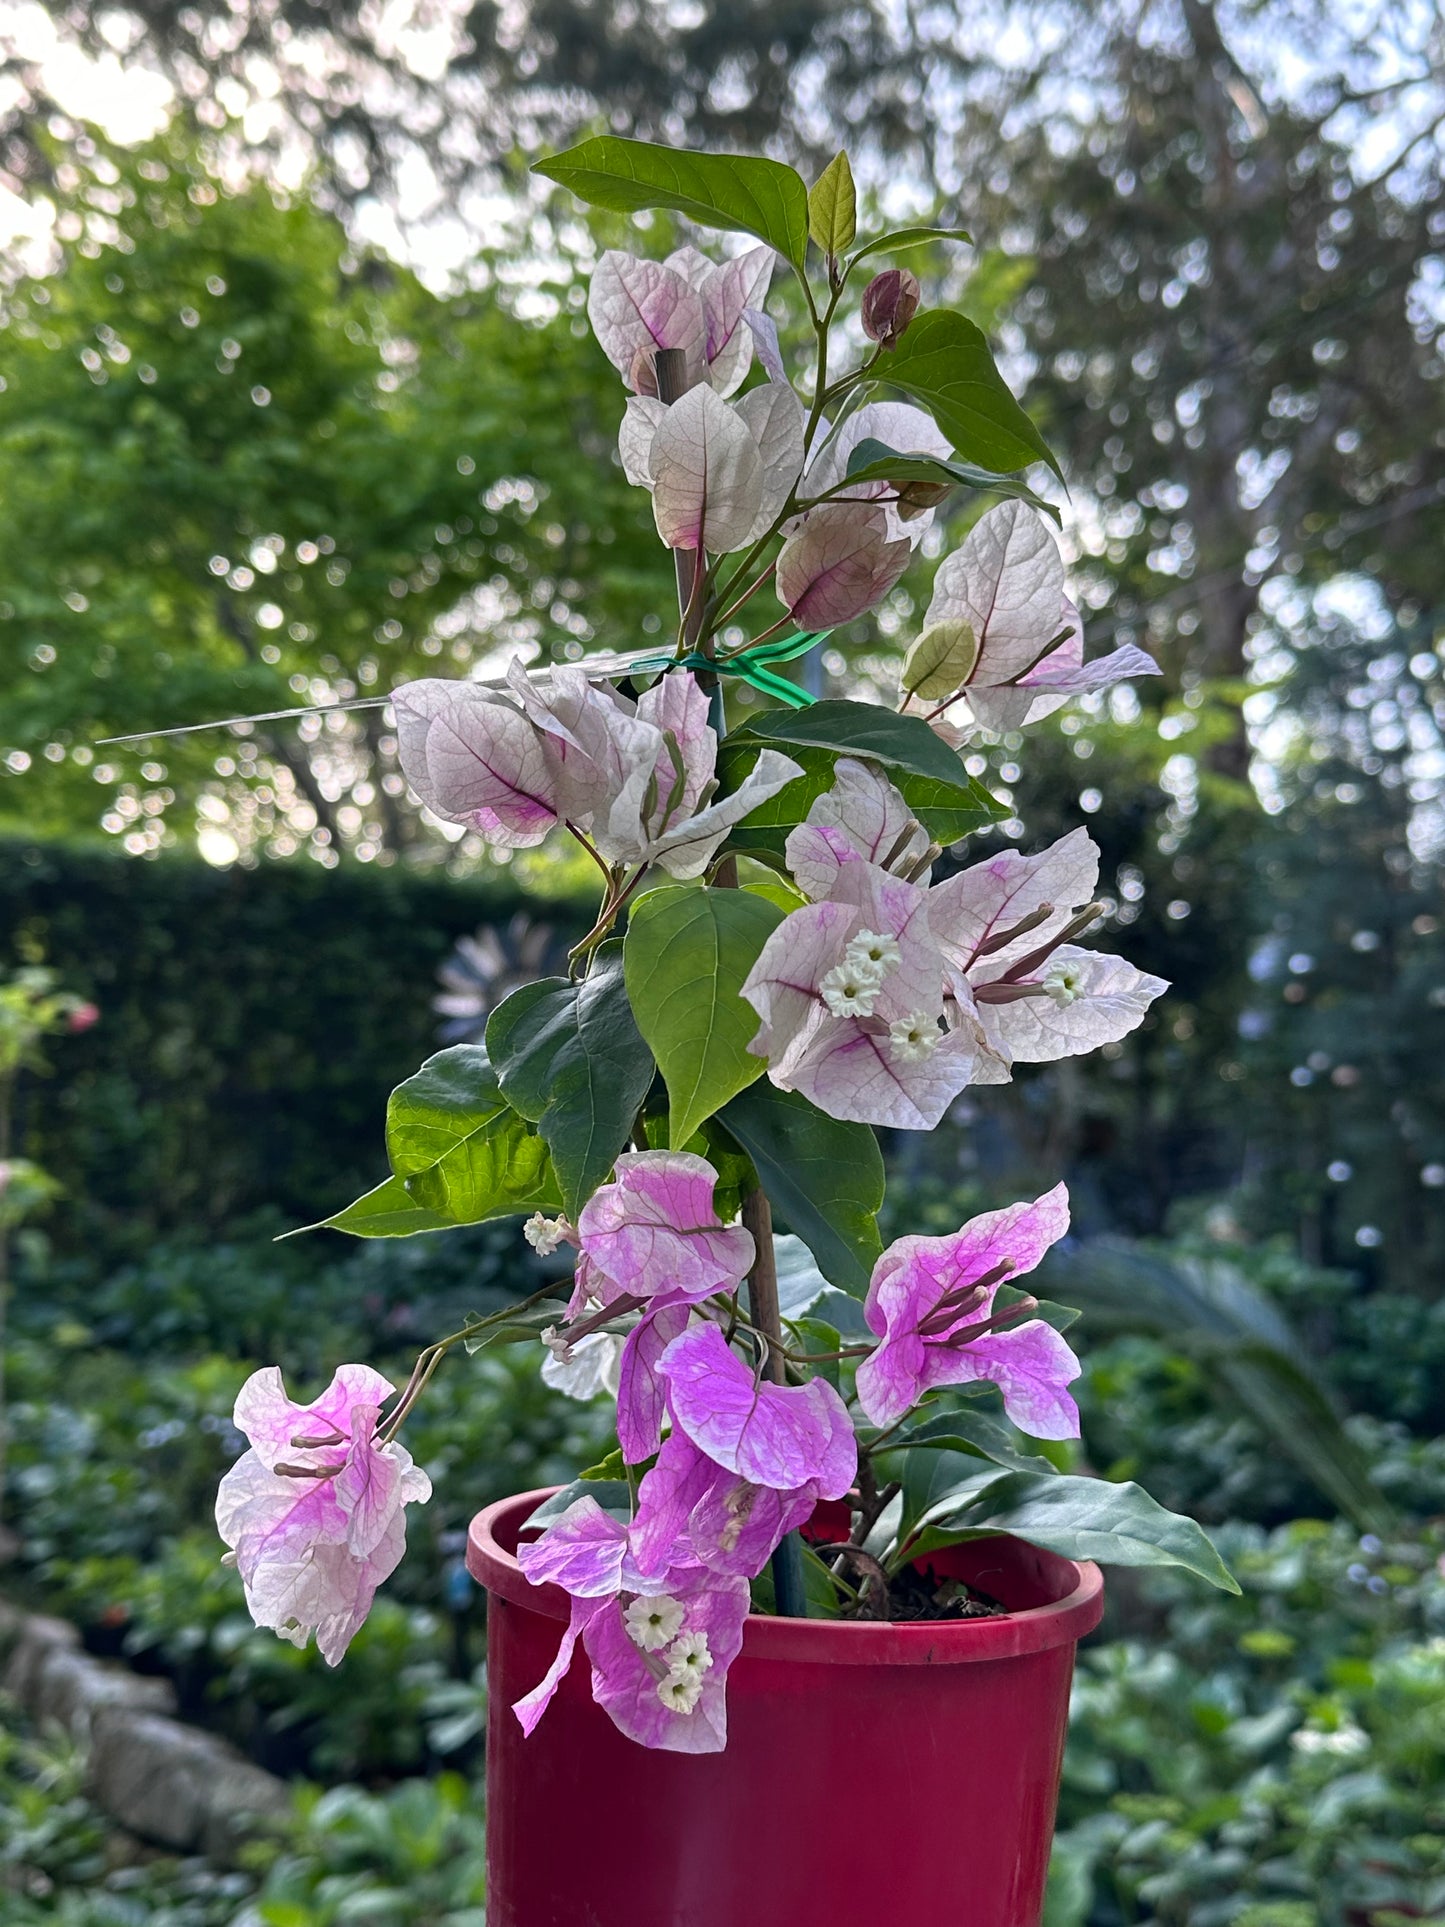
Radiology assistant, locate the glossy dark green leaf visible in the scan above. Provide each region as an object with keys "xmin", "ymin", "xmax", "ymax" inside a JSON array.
[
  {"xmin": 524, "ymin": 1480, "xmax": 632, "ymax": 1530},
  {"xmin": 386, "ymin": 1046, "xmax": 563, "ymax": 1226},
  {"xmin": 883, "ymin": 310, "xmax": 1062, "ymax": 479},
  {"xmin": 718, "ymin": 1081, "xmax": 883, "ymax": 1297},
  {"xmin": 737, "ymin": 698, "xmax": 988, "ymax": 790},
  {"xmin": 716, "ymin": 738, "xmax": 1004, "ymax": 852},
  {"xmin": 533, "ymin": 137, "xmax": 809, "ymax": 271},
  {"xmin": 623, "ymin": 885, "xmax": 781, "ymax": 1149},
  {"xmin": 841, "ymin": 436, "xmax": 1061, "ymax": 521},
  {"xmin": 911, "ymin": 1472, "xmax": 1241, "ymax": 1592},
  {"xmin": 486, "ymin": 945, "xmax": 654, "ymax": 1221},
  {"xmin": 872, "ymin": 1405, "xmax": 1061, "ymax": 1479}
]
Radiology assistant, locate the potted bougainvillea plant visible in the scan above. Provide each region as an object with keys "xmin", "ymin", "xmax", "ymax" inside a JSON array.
[{"xmin": 215, "ymin": 141, "xmax": 1238, "ymax": 1926}]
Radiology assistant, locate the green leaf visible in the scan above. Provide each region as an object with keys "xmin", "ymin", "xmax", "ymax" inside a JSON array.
[
  {"xmin": 901, "ymin": 620, "xmax": 978, "ymax": 702},
  {"xmin": 486, "ymin": 945, "xmax": 655, "ymax": 1221},
  {"xmin": 848, "ymin": 225, "xmax": 972, "ymax": 274},
  {"xmin": 883, "ymin": 309, "xmax": 1062, "ymax": 479},
  {"xmin": 808, "ymin": 151, "xmax": 856, "ymax": 255},
  {"xmin": 790, "ymin": 1317, "xmax": 843, "ymax": 1390},
  {"xmin": 994, "ymin": 1282, "xmax": 1081, "ymax": 1334},
  {"xmin": 742, "ymin": 875, "xmax": 809, "ymax": 915},
  {"xmin": 915, "ymin": 1473, "xmax": 1242, "ymax": 1592},
  {"xmin": 623, "ymin": 885, "xmax": 781, "ymax": 1150},
  {"xmin": 524, "ymin": 1481, "xmax": 632, "ymax": 1530},
  {"xmin": 296, "ymin": 1173, "xmax": 454, "ymax": 1240},
  {"xmin": 463, "ymin": 1301, "xmax": 569, "ymax": 1352},
  {"xmin": 386, "ymin": 1046, "xmax": 563, "ymax": 1226},
  {"xmin": 716, "ymin": 739, "xmax": 1004, "ymax": 852},
  {"xmin": 774, "ymin": 1232, "xmax": 873, "ymax": 1336},
  {"xmin": 718, "ymin": 1081, "xmax": 883, "ymax": 1296},
  {"xmin": 899, "ymin": 1449, "xmax": 1003, "ymax": 1547},
  {"xmin": 873, "ymin": 1406, "xmax": 1061, "ymax": 1479},
  {"xmin": 842, "ymin": 436, "xmax": 1062, "ymax": 521},
  {"xmin": 717, "ymin": 737, "xmax": 1003, "ymax": 850},
  {"xmin": 738, "ymin": 698, "xmax": 991, "ymax": 789},
  {"xmin": 532, "ymin": 137, "xmax": 810, "ymax": 272}
]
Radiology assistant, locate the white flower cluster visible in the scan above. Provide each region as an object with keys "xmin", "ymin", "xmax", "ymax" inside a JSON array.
[
  {"xmin": 624, "ymin": 1593, "xmax": 715, "ymax": 1716},
  {"xmin": 819, "ymin": 927, "xmax": 940, "ymax": 1063}
]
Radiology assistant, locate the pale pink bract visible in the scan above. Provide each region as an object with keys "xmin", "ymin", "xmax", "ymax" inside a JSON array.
[
  {"xmin": 215, "ymin": 1364, "xmax": 431, "ymax": 1666},
  {"xmin": 856, "ymin": 1184, "xmax": 1081, "ymax": 1435}
]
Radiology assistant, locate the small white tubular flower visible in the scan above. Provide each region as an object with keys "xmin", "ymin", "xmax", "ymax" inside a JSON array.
[
  {"xmin": 1042, "ymin": 959, "xmax": 1085, "ymax": 1008},
  {"xmin": 845, "ymin": 928, "xmax": 902, "ymax": 977},
  {"xmin": 524, "ymin": 1212, "xmax": 570, "ymax": 1256},
  {"xmin": 540, "ymin": 1324, "xmax": 570, "ymax": 1360},
  {"xmin": 888, "ymin": 1011, "xmax": 942, "ymax": 1062},
  {"xmin": 819, "ymin": 959, "xmax": 885, "ymax": 1018},
  {"xmin": 667, "ymin": 1630, "xmax": 714, "ymax": 1680},
  {"xmin": 624, "ymin": 1594, "xmax": 686, "ymax": 1653},
  {"xmin": 540, "ymin": 1330, "xmax": 624, "ymax": 1402},
  {"xmin": 657, "ymin": 1670, "xmax": 705, "ymax": 1715}
]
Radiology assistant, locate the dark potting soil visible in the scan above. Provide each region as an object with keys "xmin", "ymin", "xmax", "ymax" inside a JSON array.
[{"xmin": 833, "ymin": 1563, "xmax": 1007, "ymax": 1623}]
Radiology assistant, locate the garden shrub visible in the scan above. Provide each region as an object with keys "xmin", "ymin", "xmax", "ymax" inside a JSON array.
[{"xmin": 0, "ymin": 838, "xmax": 583, "ymax": 1253}]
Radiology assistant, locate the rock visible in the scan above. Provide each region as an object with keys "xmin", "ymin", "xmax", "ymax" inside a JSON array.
[
  {"xmin": 199, "ymin": 1758, "xmax": 292, "ymax": 1861},
  {"xmin": 32, "ymin": 1645, "xmax": 176, "ymax": 1743},
  {"xmin": 2, "ymin": 1611, "xmax": 80, "ymax": 1702},
  {"xmin": 0, "ymin": 1596, "xmax": 289, "ymax": 1862},
  {"xmin": 89, "ymin": 1710, "xmax": 227, "ymax": 1850},
  {"xmin": 89, "ymin": 1709, "xmax": 289, "ymax": 1858}
]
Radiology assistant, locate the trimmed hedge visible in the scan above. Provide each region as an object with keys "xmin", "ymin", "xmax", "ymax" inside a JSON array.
[{"xmin": 1, "ymin": 840, "xmax": 581, "ymax": 1251}]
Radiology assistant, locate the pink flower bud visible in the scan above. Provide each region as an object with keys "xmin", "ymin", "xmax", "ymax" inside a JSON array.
[
  {"xmin": 861, "ymin": 268, "xmax": 921, "ymax": 348},
  {"xmin": 67, "ymin": 1002, "xmax": 99, "ymax": 1033}
]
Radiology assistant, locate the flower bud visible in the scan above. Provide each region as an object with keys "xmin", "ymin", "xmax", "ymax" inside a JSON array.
[
  {"xmin": 895, "ymin": 479, "xmax": 951, "ymax": 521},
  {"xmin": 861, "ymin": 268, "xmax": 921, "ymax": 348}
]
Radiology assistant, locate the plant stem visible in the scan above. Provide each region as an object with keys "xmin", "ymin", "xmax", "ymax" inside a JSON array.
[{"xmin": 741, "ymin": 1185, "xmax": 808, "ymax": 1617}]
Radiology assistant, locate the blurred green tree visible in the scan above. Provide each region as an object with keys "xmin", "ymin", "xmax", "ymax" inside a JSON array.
[{"xmin": 0, "ymin": 130, "xmax": 672, "ymax": 862}]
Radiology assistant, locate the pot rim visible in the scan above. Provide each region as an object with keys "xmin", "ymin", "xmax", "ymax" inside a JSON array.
[{"xmin": 468, "ymin": 1487, "xmax": 1105, "ymax": 1665}]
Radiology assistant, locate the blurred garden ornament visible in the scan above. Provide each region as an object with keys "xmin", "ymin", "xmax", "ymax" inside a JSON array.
[
  {"xmin": 433, "ymin": 914, "xmax": 570, "ymax": 1045},
  {"xmin": 212, "ymin": 137, "xmax": 1236, "ymax": 1926}
]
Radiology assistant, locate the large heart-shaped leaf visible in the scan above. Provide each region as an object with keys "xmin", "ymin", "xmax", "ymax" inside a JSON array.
[
  {"xmin": 843, "ymin": 437, "xmax": 1061, "ymax": 521},
  {"xmin": 386, "ymin": 1046, "xmax": 564, "ymax": 1225},
  {"xmin": 533, "ymin": 137, "xmax": 810, "ymax": 272},
  {"xmin": 718, "ymin": 1080, "xmax": 883, "ymax": 1297},
  {"xmin": 716, "ymin": 738, "xmax": 1004, "ymax": 852},
  {"xmin": 911, "ymin": 1472, "xmax": 1241, "ymax": 1592},
  {"xmin": 486, "ymin": 945, "xmax": 655, "ymax": 1221},
  {"xmin": 883, "ymin": 310, "xmax": 1062, "ymax": 479},
  {"xmin": 623, "ymin": 884, "xmax": 782, "ymax": 1150}
]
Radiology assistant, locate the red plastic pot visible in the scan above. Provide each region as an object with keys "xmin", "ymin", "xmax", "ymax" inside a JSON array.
[{"xmin": 468, "ymin": 1488, "xmax": 1104, "ymax": 1927}]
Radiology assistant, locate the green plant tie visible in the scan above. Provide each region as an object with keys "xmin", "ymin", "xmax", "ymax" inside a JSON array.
[{"xmin": 629, "ymin": 629, "xmax": 830, "ymax": 708}]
